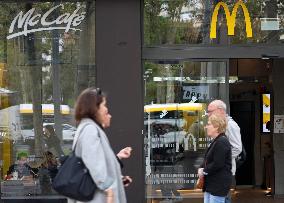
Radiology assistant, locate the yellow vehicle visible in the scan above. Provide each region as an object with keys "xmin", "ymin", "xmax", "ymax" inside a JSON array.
[
  {"xmin": 144, "ymin": 102, "xmax": 206, "ymax": 132},
  {"xmin": 143, "ymin": 102, "xmax": 207, "ymax": 176}
]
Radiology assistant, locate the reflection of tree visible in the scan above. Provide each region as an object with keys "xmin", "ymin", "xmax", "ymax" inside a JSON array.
[
  {"xmin": 0, "ymin": 4, "xmax": 31, "ymax": 102},
  {"xmin": 144, "ymin": 62, "xmax": 183, "ymax": 104},
  {"xmin": 201, "ymin": 0, "xmax": 213, "ymax": 43},
  {"xmin": 263, "ymin": 0, "xmax": 279, "ymax": 43},
  {"xmin": 166, "ymin": 0, "xmax": 188, "ymax": 44},
  {"xmin": 228, "ymin": 0, "xmax": 282, "ymax": 43},
  {"xmin": 60, "ymin": 35, "xmax": 77, "ymax": 106},
  {"xmin": 75, "ymin": 2, "xmax": 95, "ymax": 97},
  {"xmin": 52, "ymin": 2, "xmax": 62, "ymax": 140},
  {"xmin": 0, "ymin": 2, "xmax": 95, "ymax": 154},
  {"xmin": 144, "ymin": 0, "xmax": 163, "ymax": 44},
  {"xmin": 144, "ymin": 0, "xmax": 200, "ymax": 44},
  {"xmin": 165, "ymin": 65, "xmax": 175, "ymax": 103},
  {"xmin": 144, "ymin": 0, "xmax": 284, "ymax": 45},
  {"xmin": 1, "ymin": 2, "xmax": 94, "ymax": 110},
  {"xmin": 25, "ymin": 3, "xmax": 43, "ymax": 157}
]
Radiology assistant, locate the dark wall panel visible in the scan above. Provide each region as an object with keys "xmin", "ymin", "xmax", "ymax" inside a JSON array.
[{"xmin": 96, "ymin": 0, "xmax": 144, "ymax": 202}]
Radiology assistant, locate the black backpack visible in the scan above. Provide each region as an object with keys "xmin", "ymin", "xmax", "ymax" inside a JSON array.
[{"xmin": 236, "ymin": 144, "xmax": 247, "ymax": 168}]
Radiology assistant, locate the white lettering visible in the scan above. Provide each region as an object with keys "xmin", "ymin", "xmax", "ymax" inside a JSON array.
[
  {"xmin": 72, "ymin": 12, "xmax": 86, "ymax": 26},
  {"xmin": 29, "ymin": 14, "xmax": 41, "ymax": 26},
  {"xmin": 41, "ymin": 4, "xmax": 62, "ymax": 26},
  {"xmin": 56, "ymin": 13, "xmax": 70, "ymax": 25},
  {"xmin": 9, "ymin": 8, "xmax": 35, "ymax": 34},
  {"xmin": 7, "ymin": 4, "xmax": 86, "ymax": 40},
  {"xmin": 65, "ymin": 7, "xmax": 85, "ymax": 32}
]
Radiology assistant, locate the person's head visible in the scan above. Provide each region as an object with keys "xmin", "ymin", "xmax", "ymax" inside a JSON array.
[
  {"xmin": 75, "ymin": 87, "xmax": 111, "ymax": 128},
  {"xmin": 205, "ymin": 114, "xmax": 227, "ymax": 138},
  {"xmin": 44, "ymin": 125, "xmax": 56, "ymax": 137},
  {"xmin": 44, "ymin": 151, "xmax": 54, "ymax": 159},
  {"xmin": 42, "ymin": 151, "xmax": 57, "ymax": 166},
  {"xmin": 17, "ymin": 152, "xmax": 28, "ymax": 165},
  {"xmin": 207, "ymin": 100, "xmax": 227, "ymax": 117}
]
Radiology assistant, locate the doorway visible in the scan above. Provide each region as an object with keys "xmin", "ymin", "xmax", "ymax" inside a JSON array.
[
  {"xmin": 230, "ymin": 101, "xmax": 255, "ymax": 185},
  {"xmin": 229, "ymin": 58, "xmax": 273, "ymax": 187}
]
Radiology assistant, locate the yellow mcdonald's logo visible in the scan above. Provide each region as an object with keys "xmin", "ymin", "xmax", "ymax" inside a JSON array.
[{"xmin": 210, "ymin": 1, "xmax": 253, "ymax": 39}]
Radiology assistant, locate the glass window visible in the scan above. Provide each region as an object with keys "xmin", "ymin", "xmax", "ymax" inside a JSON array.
[
  {"xmin": 144, "ymin": 0, "xmax": 284, "ymax": 45},
  {"xmin": 0, "ymin": 1, "xmax": 94, "ymax": 198},
  {"xmin": 143, "ymin": 60, "xmax": 228, "ymax": 201},
  {"xmin": 228, "ymin": 1, "xmax": 284, "ymax": 44}
]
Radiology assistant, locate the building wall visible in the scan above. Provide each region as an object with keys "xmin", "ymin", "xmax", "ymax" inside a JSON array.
[
  {"xmin": 96, "ymin": 0, "xmax": 144, "ymax": 202},
  {"xmin": 272, "ymin": 59, "xmax": 284, "ymax": 196}
]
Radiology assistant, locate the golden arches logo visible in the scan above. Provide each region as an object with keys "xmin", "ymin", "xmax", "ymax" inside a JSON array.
[{"xmin": 210, "ymin": 1, "xmax": 252, "ymax": 39}]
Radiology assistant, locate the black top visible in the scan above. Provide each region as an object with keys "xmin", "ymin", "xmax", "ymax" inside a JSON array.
[{"xmin": 201, "ymin": 133, "xmax": 232, "ymax": 197}]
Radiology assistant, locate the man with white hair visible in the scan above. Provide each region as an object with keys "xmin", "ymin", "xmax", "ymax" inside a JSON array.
[{"xmin": 207, "ymin": 100, "xmax": 242, "ymax": 203}]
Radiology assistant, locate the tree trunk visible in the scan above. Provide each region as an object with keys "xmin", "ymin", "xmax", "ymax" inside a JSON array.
[
  {"xmin": 75, "ymin": 2, "xmax": 95, "ymax": 97},
  {"xmin": 52, "ymin": 2, "xmax": 62, "ymax": 140},
  {"xmin": 25, "ymin": 3, "xmax": 43, "ymax": 157},
  {"xmin": 165, "ymin": 65, "xmax": 175, "ymax": 103}
]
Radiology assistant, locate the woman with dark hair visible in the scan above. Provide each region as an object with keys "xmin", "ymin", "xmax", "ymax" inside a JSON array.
[
  {"xmin": 69, "ymin": 87, "xmax": 128, "ymax": 203},
  {"xmin": 198, "ymin": 114, "xmax": 232, "ymax": 203}
]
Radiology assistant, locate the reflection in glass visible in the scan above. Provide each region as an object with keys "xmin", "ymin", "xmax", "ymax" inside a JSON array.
[
  {"xmin": 0, "ymin": 1, "xmax": 95, "ymax": 198},
  {"xmin": 144, "ymin": 0, "xmax": 284, "ymax": 45},
  {"xmin": 143, "ymin": 61, "xmax": 227, "ymax": 202}
]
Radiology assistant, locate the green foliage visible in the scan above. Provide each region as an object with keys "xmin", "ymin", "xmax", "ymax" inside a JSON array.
[
  {"xmin": 144, "ymin": 0, "xmax": 284, "ymax": 45},
  {"xmin": 0, "ymin": 2, "xmax": 89, "ymax": 107}
]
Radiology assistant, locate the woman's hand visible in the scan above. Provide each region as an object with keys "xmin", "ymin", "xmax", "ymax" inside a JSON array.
[
  {"xmin": 105, "ymin": 188, "xmax": 114, "ymax": 203},
  {"xmin": 117, "ymin": 147, "xmax": 132, "ymax": 160},
  {"xmin": 122, "ymin": 176, "xmax": 132, "ymax": 187},
  {"xmin": 198, "ymin": 168, "xmax": 204, "ymax": 178}
]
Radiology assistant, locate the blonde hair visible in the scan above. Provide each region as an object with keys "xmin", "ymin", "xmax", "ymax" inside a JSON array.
[{"xmin": 209, "ymin": 114, "xmax": 227, "ymax": 134}]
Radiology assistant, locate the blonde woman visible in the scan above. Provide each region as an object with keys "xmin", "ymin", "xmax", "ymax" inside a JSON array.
[{"xmin": 198, "ymin": 114, "xmax": 232, "ymax": 203}]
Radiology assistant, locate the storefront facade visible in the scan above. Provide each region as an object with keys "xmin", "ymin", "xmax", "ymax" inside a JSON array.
[{"xmin": 1, "ymin": 0, "xmax": 284, "ymax": 203}]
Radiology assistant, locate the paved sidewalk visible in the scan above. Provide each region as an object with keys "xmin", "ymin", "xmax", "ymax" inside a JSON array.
[{"xmin": 151, "ymin": 188, "xmax": 283, "ymax": 203}]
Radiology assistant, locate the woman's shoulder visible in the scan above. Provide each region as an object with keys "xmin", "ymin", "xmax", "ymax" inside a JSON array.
[
  {"xmin": 77, "ymin": 118, "xmax": 105, "ymax": 140},
  {"xmin": 217, "ymin": 134, "xmax": 230, "ymax": 145},
  {"xmin": 79, "ymin": 118, "xmax": 96, "ymax": 126},
  {"xmin": 79, "ymin": 118, "xmax": 99, "ymax": 130}
]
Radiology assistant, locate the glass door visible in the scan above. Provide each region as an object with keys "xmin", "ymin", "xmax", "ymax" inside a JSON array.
[{"xmin": 143, "ymin": 60, "xmax": 229, "ymax": 202}]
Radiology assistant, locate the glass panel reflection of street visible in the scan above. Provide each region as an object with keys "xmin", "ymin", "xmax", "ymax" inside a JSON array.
[{"xmin": 143, "ymin": 61, "xmax": 227, "ymax": 201}]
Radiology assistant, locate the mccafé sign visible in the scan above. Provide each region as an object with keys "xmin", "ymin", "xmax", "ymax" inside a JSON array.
[
  {"xmin": 210, "ymin": 1, "xmax": 252, "ymax": 39},
  {"xmin": 7, "ymin": 4, "xmax": 86, "ymax": 39}
]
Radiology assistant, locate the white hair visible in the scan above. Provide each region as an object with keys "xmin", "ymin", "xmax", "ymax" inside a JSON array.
[{"xmin": 210, "ymin": 100, "xmax": 227, "ymax": 112}]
